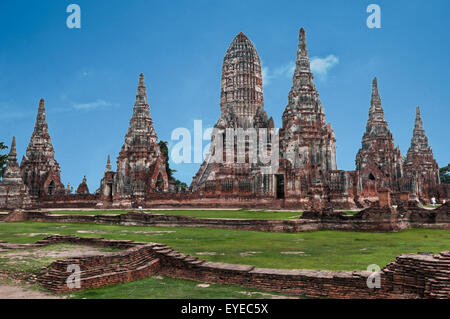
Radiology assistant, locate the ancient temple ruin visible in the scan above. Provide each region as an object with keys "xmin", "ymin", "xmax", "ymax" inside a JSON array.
[
  {"xmin": 96, "ymin": 74, "xmax": 169, "ymax": 205},
  {"xmin": 190, "ymin": 32, "xmax": 275, "ymax": 196},
  {"xmin": 0, "ymin": 137, "xmax": 32, "ymax": 209},
  {"xmin": 278, "ymin": 28, "xmax": 341, "ymax": 208},
  {"xmin": 1, "ymin": 27, "xmax": 447, "ymax": 211},
  {"xmin": 20, "ymin": 98, "xmax": 65, "ymax": 198},
  {"xmin": 403, "ymin": 106, "xmax": 440, "ymax": 200},
  {"xmin": 76, "ymin": 176, "xmax": 90, "ymax": 195},
  {"xmin": 355, "ymin": 78, "xmax": 403, "ymax": 200}
]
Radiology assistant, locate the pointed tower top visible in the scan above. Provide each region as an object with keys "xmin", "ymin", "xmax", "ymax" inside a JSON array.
[
  {"xmin": 2, "ymin": 136, "xmax": 23, "ymax": 183},
  {"xmin": 235, "ymin": 32, "xmax": 249, "ymax": 42},
  {"xmin": 369, "ymin": 77, "xmax": 384, "ymax": 120},
  {"xmin": 299, "ymin": 27, "xmax": 306, "ymax": 41},
  {"xmin": 414, "ymin": 105, "xmax": 424, "ymax": 131},
  {"xmin": 292, "ymin": 27, "xmax": 311, "ymax": 76},
  {"xmin": 137, "ymin": 73, "xmax": 146, "ymax": 95},
  {"xmin": 372, "ymin": 77, "xmax": 378, "ymax": 89},
  {"xmin": 31, "ymin": 97, "xmax": 49, "ymax": 137},
  {"xmin": 226, "ymin": 32, "xmax": 256, "ymax": 56},
  {"xmin": 133, "ymin": 72, "xmax": 149, "ymax": 113},
  {"xmin": 297, "ymin": 27, "xmax": 308, "ymax": 56},
  {"xmin": 9, "ymin": 136, "xmax": 17, "ymax": 161},
  {"xmin": 105, "ymin": 154, "xmax": 112, "ymax": 172}
]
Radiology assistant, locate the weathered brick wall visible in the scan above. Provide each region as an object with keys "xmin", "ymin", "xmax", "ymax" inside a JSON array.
[
  {"xmin": 13, "ymin": 204, "xmax": 450, "ymax": 233},
  {"xmin": 36, "ymin": 194, "xmax": 100, "ymax": 209},
  {"xmin": 35, "ymin": 236, "xmax": 161, "ymax": 293},
  {"xmin": 399, "ymin": 202, "xmax": 450, "ymax": 229},
  {"xmin": 143, "ymin": 244, "xmax": 450, "ymax": 299}
]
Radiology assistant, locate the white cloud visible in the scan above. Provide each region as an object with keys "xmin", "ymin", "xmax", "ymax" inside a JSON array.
[
  {"xmin": 263, "ymin": 54, "xmax": 339, "ymax": 85},
  {"xmin": 73, "ymin": 99, "xmax": 113, "ymax": 110},
  {"xmin": 262, "ymin": 66, "xmax": 271, "ymax": 85},
  {"xmin": 262, "ymin": 61, "xmax": 295, "ymax": 86},
  {"xmin": 310, "ymin": 55, "xmax": 339, "ymax": 77}
]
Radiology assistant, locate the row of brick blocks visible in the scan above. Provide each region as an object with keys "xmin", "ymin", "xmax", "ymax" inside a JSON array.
[{"xmin": 6, "ymin": 235, "xmax": 446, "ymax": 299}]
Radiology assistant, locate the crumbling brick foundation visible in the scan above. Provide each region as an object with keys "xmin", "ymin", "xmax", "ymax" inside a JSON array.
[{"xmin": 1, "ymin": 235, "xmax": 448, "ymax": 299}]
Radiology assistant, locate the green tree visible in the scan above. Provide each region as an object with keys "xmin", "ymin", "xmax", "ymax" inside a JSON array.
[
  {"xmin": 158, "ymin": 140, "xmax": 176, "ymax": 180},
  {"xmin": 0, "ymin": 142, "xmax": 8, "ymax": 179},
  {"xmin": 158, "ymin": 140, "xmax": 187, "ymax": 189},
  {"xmin": 440, "ymin": 164, "xmax": 450, "ymax": 184}
]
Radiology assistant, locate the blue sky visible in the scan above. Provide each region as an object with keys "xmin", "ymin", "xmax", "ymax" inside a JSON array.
[{"xmin": 0, "ymin": 0, "xmax": 449, "ymax": 191}]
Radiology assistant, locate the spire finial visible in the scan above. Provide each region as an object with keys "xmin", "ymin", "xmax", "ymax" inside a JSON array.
[
  {"xmin": 136, "ymin": 73, "xmax": 147, "ymax": 103},
  {"xmin": 369, "ymin": 77, "xmax": 384, "ymax": 120},
  {"xmin": 414, "ymin": 105, "xmax": 424, "ymax": 131},
  {"xmin": 298, "ymin": 27, "xmax": 307, "ymax": 55},
  {"xmin": 38, "ymin": 98, "xmax": 46, "ymax": 117},
  {"xmin": 9, "ymin": 136, "xmax": 17, "ymax": 159},
  {"xmin": 32, "ymin": 97, "xmax": 49, "ymax": 136},
  {"xmin": 299, "ymin": 27, "xmax": 306, "ymax": 38},
  {"xmin": 293, "ymin": 27, "xmax": 310, "ymax": 75},
  {"xmin": 105, "ymin": 154, "xmax": 112, "ymax": 172}
]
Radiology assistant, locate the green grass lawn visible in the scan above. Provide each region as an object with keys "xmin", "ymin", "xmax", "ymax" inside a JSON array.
[
  {"xmin": 1, "ymin": 222, "xmax": 449, "ymax": 272},
  {"xmin": 50, "ymin": 209, "xmax": 304, "ymax": 220},
  {"xmin": 69, "ymin": 275, "xmax": 297, "ymax": 299}
]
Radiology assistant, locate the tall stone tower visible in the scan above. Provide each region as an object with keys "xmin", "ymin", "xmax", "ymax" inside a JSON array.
[
  {"xmin": 403, "ymin": 106, "xmax": 440, "ymax": 199},
  {"xmin": 218, "ymin": 32, "xmax": 268, "ymax": 128},
  {"xmin": 0, "ymin": 137, "xmax": 32, "ymax": 209},
  {"xmin": 355, "ymin": 78, "xmax": 403, "ymax": 196},
  {"xmin": 20, "ymin": 98, "xmax": 65, "ymax": 197},
  {"xmin": 190, "ymin": 32, "xmax": 274, "ymax": 194},
  {"xmin": 114, "ymin": 73, "xmax": 169, "ymax": 198},
  {"xmin": 278, "ymin": 28, "xmax": 337, "ymax": 202}
]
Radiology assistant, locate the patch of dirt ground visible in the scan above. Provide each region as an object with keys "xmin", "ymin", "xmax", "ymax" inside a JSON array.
[
  {"xmin": 4, "ymin": 245, "xmax": 116, "ymax": 260},
  {"xmin": 0, "ymin": 284, "xmax": 63, "ymax": 299}
]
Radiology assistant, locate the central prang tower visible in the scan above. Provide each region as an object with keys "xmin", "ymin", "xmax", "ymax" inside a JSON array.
[{"xmin": 190, "ymin": 32, "xmax": 274, "ymax": 194}]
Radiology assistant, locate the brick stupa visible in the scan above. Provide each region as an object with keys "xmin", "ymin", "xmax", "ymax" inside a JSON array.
[
  {"xmin": 278, "ymin": 28, "xmax": 337, "ymax": 204},
  {"xmin": 0, "ymin": 137, "xmax": 32, "ymax": 209},
  {"xmin": 20, "ymin": 98, "xmax": 65, "ymax": 197},
  {"xmin": 403, "ymin": 106, "xmax": 440, "ymax": 199},
  {"xmin": 355, "ymin": 78, "xmax": 403, "ymax": 197},
  {"xmin": 98, "ymin": 74, "xmax": 169, "ymax": 202}
]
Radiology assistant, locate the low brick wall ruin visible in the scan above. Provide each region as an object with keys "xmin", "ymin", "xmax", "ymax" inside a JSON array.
[
  {"xmin": 34, "ymin": 236, "xmax": 161, "ymax": 293},
  {"xmin": 2, "ymin": 235, "xmax": 448, "ymax": 299},
  {"xmin": 6, "ymin": 203, "xmax": 449, "ymax": 233}
]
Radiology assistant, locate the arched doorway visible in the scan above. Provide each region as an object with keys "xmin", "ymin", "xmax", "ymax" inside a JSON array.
[
  {"xmin": 155, "ymin": 172, "xmax": 164, "ymax": 192},
  {"xmin": 275, "ymin": 174, "xmax": 285, "ymax": 199},
  {"xmin": 48, "ymin": 181, "xmax": 55, "ymax": 196}
]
